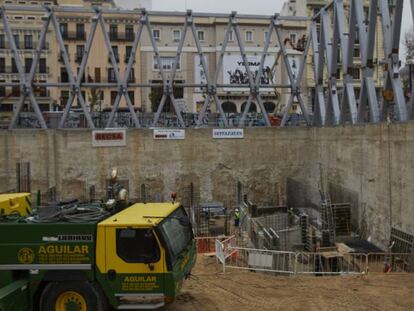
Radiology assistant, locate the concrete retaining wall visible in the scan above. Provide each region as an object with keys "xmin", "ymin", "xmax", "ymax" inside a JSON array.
[{"xmin": 1, "ymin": 123, "xmax": 413, "ymax": 249}]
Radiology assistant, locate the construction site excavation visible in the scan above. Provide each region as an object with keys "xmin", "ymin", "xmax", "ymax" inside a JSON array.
[{"xmin": 1, "ymin": 0, "xmax": 414, "ymax": 310}]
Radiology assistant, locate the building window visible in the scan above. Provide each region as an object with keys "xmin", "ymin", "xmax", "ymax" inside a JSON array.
[
  {"xmin": 110, "ymin": 46, "xmax": 119, "ymax": 62},
  {"xmin": 128, "ymin": 91, "xmax": 135, "ymax": 105},
  {"xmin": 60, "ymin": 90, "xmax": 69, "ymax": 106},
  {"xmin": 351, "ymin": 67, "xmax": 360, "ymax": 80},
  {"xmin": 228, "ymin": 30, "xmax": 234, "ymax": 41},
  {"xmin": 290, "ymin": 33, "xmax": 297, "ymax": 45},
  {"xmin": 76, "ymin": 23, "xmax": 85, "ymax": 40},
  {"xmin": 125, "ymin": 46, "xmax": 133, "ymax": 62},
  {"xmin": 110, "ymin": 91, "xmax": 117, "ymax": 105},
  {"xmin": 153, "ymin": 56, "xmax": 180, "ymax": 71},
  {"xmin": 94, "ymin": 67, "xmax": 101, "ymax": 83},
  {"xmin": 127, "ymin": 68, "xmax": 135, "ymax": 83},
  {"xmin": 60, "ymin": 67, "xmax": 68, "ymax": 82},
  {"xmin": 25, "ymin": 58, "xmax": 32, "ymax": 73},
  {"xmin": 76, "ymin": 67, "xmax": 85, "ymax": 83},
  {"xmin": 110, "ymin": 24, "xmax": 118, "ymax": 40},
  {"xmin": 197, "ymin": 31, "xmax": 205, "ymax": 41},
  {"xmin": 37, "ymin": 82, "xmax": 47, "ymax": 97},
  {"xmin": 0, "ymin": 81, "xmax": 5, "ymax": 97},
  {"xmin": 153, "ymin": 29, "xmax": 160, "ymax": 41},
  {"xmin": 60, "ymin": 23, "xmax": 68, "ymax": 38},
  {"xmin": 59, "ymin": 44, "xmax": 69, "ymax": 62},
  {"xmin": 116, "ymin": 229, "xmax": 160, "ymax": 263},
  {"xmin": 0, "ymin": 35, "xmax": 4, "ymax": 48},
  {"xmin": 125, "ymin": 24, "xmax": 134, "ymax": 41},
  {"xmin": 13, "ymin": 34, "xmax": 19, "ymax": 49},
  {"xmin": 76, "ymin": 45, "xmax": 84, "ymax": 63},
  {"xmin": 39, "ymin": 58, "xmax": 46, "ymax": 73},
  {"xmin": 354, "ymin": 46, "xmax": 360, "ymax": 58},
  {"xmin": 245, "ymin": 31, "xmax": 253, "ymax": 42},
  {"xmin": 11, "ymin": 58, "xmax": 18, "ymax": 73},
  {"xmin": 108, "ymin": 68, "xmax": 117, "ymax": 82},
  {"xmin": 336, "ymin": 68, "xmax": 341, "ymax": 79},
  {"xmin": 12, "ymin": 81, "xmax": 20, "ymax": 97},
  {"xmin": 24, "ymin": 35, "xmax": 33, "ymax": 49},
  {"xmin": 222, "ymin": 102, "xmax": 237, "ymax": 113},
  {"xmin": 172, "ymin": 30, "xmax": 181, "ymax": 42},
  {"xmin": 0, "ymin": 58, "xmax": 4, "ymax": 73}
]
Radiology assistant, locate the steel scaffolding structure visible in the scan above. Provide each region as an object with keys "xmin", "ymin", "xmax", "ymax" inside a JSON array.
[{"xmin": 0, "ymin": 0, "xmax": 413, "ymax": 129}]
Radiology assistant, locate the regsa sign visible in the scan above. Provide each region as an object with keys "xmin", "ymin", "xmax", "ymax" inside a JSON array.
[{"xmin": 92, "ymin": 130, "xmax": 127, "ymax": 147}]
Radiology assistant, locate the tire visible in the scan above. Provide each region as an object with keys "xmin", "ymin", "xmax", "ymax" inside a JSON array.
[{"xmin": 40, "ymin": 281, "xmax": 108, "ymax": 311}]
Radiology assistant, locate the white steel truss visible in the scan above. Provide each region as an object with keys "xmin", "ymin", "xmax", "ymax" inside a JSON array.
[{"xmin": 0, "ymin": 1, "xmax": 412, "ymax": 129}]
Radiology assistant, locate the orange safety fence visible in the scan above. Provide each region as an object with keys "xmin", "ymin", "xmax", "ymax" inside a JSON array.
[{"xmin": 195, "ymin": 236, "xmax": 233, "ymax": 254}]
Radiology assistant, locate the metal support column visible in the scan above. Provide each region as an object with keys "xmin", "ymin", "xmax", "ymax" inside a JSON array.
[
  {"xmin": 378, "ymin": 0, "xmax": 407, "ymax": 121},
  {"xmin": 2, "ymin": 9, "xmax": 48, "ymax": 129},
  {"xmin": 49, "ymin": 8, "xmax": 95, "ymax": 128},
  {"xmin": 274, "ymin": 16, "xmax": 310, "ymax": 126},
  {"xmin": 335, "ymin": 0, "xmax": 358, "ymax": 124},
  {"xmin": 356, "ymin": 0, "xmax": 380, "ymax": 123}
]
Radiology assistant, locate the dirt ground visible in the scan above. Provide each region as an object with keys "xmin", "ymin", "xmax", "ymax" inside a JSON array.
[{"xmin": 163, "ymin": 255, "xmax": 414, "ymax": 311}]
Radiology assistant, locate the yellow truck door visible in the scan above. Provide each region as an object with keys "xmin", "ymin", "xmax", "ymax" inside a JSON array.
[{"xmin": 104, "ymin": 226, "xmax": 166, "ymax": 304}]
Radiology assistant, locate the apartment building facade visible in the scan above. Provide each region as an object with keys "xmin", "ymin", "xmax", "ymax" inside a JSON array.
[{"xmin": 0, "ymin": 0, "xmax": 307, "ymax": 118}]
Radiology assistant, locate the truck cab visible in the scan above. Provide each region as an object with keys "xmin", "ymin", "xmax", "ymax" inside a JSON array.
[{"xmin": 96, "ymin": 202, "xmax": 195, "ymax": 309}]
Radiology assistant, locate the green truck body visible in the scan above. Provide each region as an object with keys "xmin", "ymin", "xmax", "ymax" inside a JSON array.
[{"xmin": 0, "ymin": 202, "xmax": 196, "ymax": 311}]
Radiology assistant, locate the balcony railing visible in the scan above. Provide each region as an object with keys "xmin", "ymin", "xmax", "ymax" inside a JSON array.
[
  {"xmin": 109, "ymin": 32, "xmax": 135, "ymax": 42},
  {"xmin": 0, "ymin": 66, "xmax": 50, "ymax": 74},
  {"xmin": 0, "ymin": 42, "xmax": 49, "ymax": 50},
  {"xmin": 61, "ymin": 31, "xmax": 87, "ymax": 41}
]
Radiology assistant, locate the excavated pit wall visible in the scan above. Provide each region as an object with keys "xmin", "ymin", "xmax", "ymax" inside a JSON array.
[{"xmin": 1, "ymin": 124, "xmax": 413, "ymax": 249}]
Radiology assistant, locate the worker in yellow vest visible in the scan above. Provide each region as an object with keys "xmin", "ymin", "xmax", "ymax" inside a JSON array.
[{"xmin": 234, "ymin": 208, "xmax": 240, "ymax": 227}]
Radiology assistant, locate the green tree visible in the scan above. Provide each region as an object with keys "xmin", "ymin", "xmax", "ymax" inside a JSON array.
[{"xmin": 88, "ymin": 89, "xmax": 102, "ymax": 112}]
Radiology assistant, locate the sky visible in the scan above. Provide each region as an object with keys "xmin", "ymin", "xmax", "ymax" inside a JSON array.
[{"xmin": 116, "ymin": 0, "xmax": 413, "ymax": 60}]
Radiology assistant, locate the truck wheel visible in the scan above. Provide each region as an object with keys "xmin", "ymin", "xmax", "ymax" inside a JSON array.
[{"xmin": 40, "ymin": 281, "xmax": 106, "ymax": 311}]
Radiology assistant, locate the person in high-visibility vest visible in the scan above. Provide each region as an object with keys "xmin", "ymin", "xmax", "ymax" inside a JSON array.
[{"xmin": 234, "ymin": 208, "xmax": 240, "ymax": 227}]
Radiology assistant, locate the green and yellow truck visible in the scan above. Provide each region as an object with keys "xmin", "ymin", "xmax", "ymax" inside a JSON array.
[{"xmin": 0, "ymin": 200, "xmax": 196, "ymax": 310}]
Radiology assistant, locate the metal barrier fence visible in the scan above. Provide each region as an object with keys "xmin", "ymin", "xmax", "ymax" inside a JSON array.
[
  {"xmin": 215, "ymin": 238, "xmax": 414, "ymax": 275},
  {"xmin": 215, "ymin": 236, "xmax": 237, "ymax": 272},
  {"xmin": 294, "ymin": 252, "xmax": 367, "ymax": 275},
  {"xmin": 224, "ymin": 247, "xmax": 297, "ymax": 275},
  {"xmin": 367, "ymin": 253, "xmax": 414, "ymax": 273}
]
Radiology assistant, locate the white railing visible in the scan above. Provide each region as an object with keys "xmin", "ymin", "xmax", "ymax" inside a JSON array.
[
  {"xmin": 225, "ymin": 246, "xmax": 296, "ymax": 275},
  {"xmin": 294, "ymin": 252, "xmax": 367, "ymax": 275},
  {"xmin": 214, "ymin": 236, "xmax": 236, "ymax": 272},
  {"xmin": 215, "ymin": 239, "xmax": 414, "ymax": 276}
]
